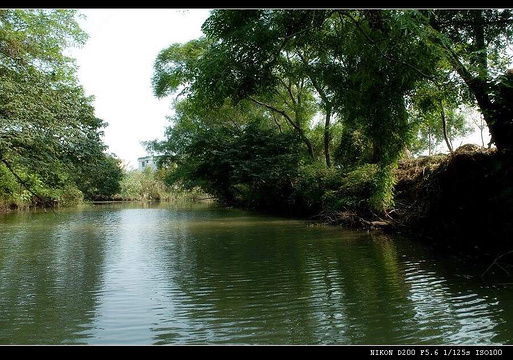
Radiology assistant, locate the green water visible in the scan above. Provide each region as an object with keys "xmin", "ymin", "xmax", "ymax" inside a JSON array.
[{"xmin": 0, "ymin": 202, "xmax": 512, "ymax": 345}]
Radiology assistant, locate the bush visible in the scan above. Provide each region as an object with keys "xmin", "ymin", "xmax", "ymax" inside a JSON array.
[
  {"xmin": 321, "ymin": 163, "xmax": 378, "ymax": 215},
  {"xmin": 290, "ymin": 163, "xmax": 343, "ymax": 215},
  {"xmin": 118, "ymin": 167, "xmax": 203, "ymax": 202},
  {"xmin": 290, "ymin": 163, "xmax": 379, "ymax": 217},
  {"xmin": 162, "ymin": 122, "xmax": 304, "ymax": 210},
  {"xmin": 119, "ymin": 168, "xmax": 162, "ymax": 201}
]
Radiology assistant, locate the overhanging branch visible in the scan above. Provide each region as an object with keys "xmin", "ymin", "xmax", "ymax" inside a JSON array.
[{"xmin": 0, "ymin": 158, "xmax": 57, "ymax": 214}]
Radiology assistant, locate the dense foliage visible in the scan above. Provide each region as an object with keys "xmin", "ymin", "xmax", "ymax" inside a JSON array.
[
  {"xmin": 0, "ymin": 9, "xmax": 123, "ymax": 208},
  {"xmin": 149, "ymin": 9, "xmax": 513, "ymax": 217}
]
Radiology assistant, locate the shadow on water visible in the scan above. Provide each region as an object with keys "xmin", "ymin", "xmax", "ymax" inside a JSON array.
[
  {"xmin": 142, "ymin": 206, "xmax": 513, "ymax": 345},
  {"xmin": 0, "ymin": 202, "xmax": 512, "ymax": 345}
]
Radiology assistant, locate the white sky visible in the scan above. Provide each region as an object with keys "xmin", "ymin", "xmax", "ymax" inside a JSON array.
[{"xmin": 71, "ymin": 9, "xmax": 212, "ymax": 169}]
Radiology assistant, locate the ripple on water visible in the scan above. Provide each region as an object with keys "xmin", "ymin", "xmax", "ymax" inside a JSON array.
[{"xmin": 0, "ymin": 205, "xmax": 512, "ymax": 345}]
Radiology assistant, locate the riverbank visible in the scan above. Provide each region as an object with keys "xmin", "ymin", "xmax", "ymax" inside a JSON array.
[
  {"xmin": 2, "ymin": 146, "xmax": 511, "ymax": 266},
  {"xmin": 328, "ymin": 145, "xmax": 513, "ymax": 265}
]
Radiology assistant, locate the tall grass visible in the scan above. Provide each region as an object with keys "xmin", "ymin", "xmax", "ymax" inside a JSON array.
[{"xmin": 118, "ymin": 167, "xmax": 205, "ymax": 203}]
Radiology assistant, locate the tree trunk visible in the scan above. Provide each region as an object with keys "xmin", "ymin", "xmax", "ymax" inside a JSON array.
[
  {"xmin": 468, "ymin": 12, "xmax": 512, "ymax": 151},
  {"xmin": 487, "ymin": 112, "xmax": 513, "ymax": 152},
  {"xmin": 302, "ymin": 132, "xmax": 316, "ymax": 161},
  {"xmin": 428, "ymin": 127, "xmax": 432, "ymax": 155},
  {"xmin": 440, "ymin": 103, "xmax": 453, "ymax": 153},
  {"xmin": 446, "ymin": 62, "xmax": 513, "ymax": 152},
  {"xmin": 488, "ymin": 71, "xmax": 513, "ymax": 151},
  {"xmin": 466, "ymin": 73, "xmax": 513, "ymax": 152},
  {"xmin": 324, "ymin": 107, "xmax": 332, "ymax": 167}
]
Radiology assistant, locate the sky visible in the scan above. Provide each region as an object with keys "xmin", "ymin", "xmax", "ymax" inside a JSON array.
[{"xmin": 70, "ymin": 9, "xmax": 212, "ymax": 169}]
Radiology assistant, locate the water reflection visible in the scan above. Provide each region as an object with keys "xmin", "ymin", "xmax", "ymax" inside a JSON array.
[
  {"xmin": 0, "ymin": 204, "xmax": 512, "ymax": 344},
  {"xmin": 0, "ymin": 210, "xmax": 110, "ymax": 344}
]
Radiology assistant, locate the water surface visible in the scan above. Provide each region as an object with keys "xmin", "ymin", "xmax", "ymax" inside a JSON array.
[{"xmin": 0, "ymin": 202, "xmax": 512, "ymax": 345}]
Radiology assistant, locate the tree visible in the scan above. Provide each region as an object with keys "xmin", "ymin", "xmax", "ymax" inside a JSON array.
[
  {"xmin": 422, "ymin": 9, "xmax": 513, "ymax": 151},
  {"xmin": 198, "ymin": 10, "xmax": 333, "ymax": 163},
  {"xmin": 152, "ymin": 28, "xmax": 319, "ymax": 161},
  {"xmin": 151, "ymin": 9, "xmax": 513, "ymax": 214},
  {"xmin": 74, "ymin": 153, "xmax": 123, "ymax": 201},
  {"xmin": 152, "ymin": 10, "xmax": 431, "ymax": 211},
  {"xmin": 409, "ymin": 80, "xmax": 474, "ymax": 155},
  {"xmin": 152, "ymin": 37, "xmax": 210, "ymax": 99},
  {"xmin": 0, "ymin": 9, "xmax": 117, "ymax": 207},
  {"xmin": 151, "ymin": 117, "xmax": 302, "ymax": 209}
]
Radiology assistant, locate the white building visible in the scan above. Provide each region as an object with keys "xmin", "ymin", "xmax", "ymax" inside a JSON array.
[{"xmin": 137, "ymin": 155, "xmax": 157, "ymax": 171}]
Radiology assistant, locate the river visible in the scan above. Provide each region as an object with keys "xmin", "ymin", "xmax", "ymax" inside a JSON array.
[{"xmin": 0, "ymin": 202, "xmax": 512, "ymax": 345}]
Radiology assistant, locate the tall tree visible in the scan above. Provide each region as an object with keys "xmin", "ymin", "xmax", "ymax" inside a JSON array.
[
  {"xmin": 0, "ymin": 9, "xmax": 116, "ymax": 206},
  {"xmin": 151, "ymin": 9, "xmax": 513, "ymax": 213},
  {"xmin": 152, "ymin": 19, "xmax": 319, "ymax": 160},
  {"xmin": 198, "ymin": 10, "xmax": 328, "ymax": 162}
]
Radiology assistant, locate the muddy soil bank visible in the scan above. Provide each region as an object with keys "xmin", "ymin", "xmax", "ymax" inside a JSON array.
[{"xmin": 391, "ymin": 145, "xmax": 512, "ymax": 263}]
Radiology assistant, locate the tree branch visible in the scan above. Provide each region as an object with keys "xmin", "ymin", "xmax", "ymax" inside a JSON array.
[
  {"xmin": 440, "ymin": 101, "xmax": 453, "ymax": 153},
  {"xmin": 248, "ymin": 96, "xmax": 301, "ymax": 132},
  {"xmin": 0, "ymin": 158, "xmax": 57, "ymax": 214},
  {"xmin": 248, "ymin": 96, "xmax": 315, "ymax": 160}
]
